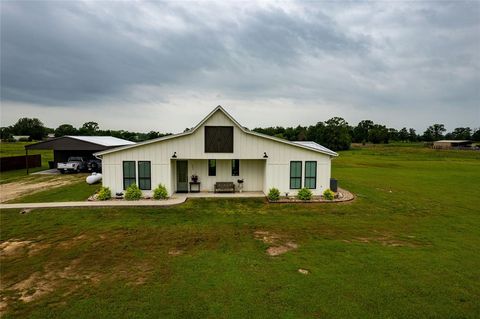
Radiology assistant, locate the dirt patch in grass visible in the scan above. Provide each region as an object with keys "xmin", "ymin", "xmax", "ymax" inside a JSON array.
[
  {"xmin": 1, "ymin": 239, "xmax": 53, "ymax": 258},
  {"xmin": 8, "ymin": 258, "xmax": 104, "ymax": 304},
  {"xmin": 266, "ymin": 242, "xmax": 298, "ymax": 256},
  {"xmin": 0, "ymin": 232, "xmax": 158, "ymax": 311},
  {"xmin": 168, "ymin": 248, "xmax": 184, "ymax": 256},
  {"xmin": 342, "ymin": 233, "xmax": 424, "ymax": 247},
  {"xmin": 0, "ymin": 240, "xmax": 32, "ymax": 256},
  {"xmin": 0, "ymin": 176, "xmax": 79, "ymax": 203},
  {"xmin": 57, "ymin": 234, "xmax": 88, "ymax": 249},
  {"xmin": 254, "ymin": 230, "xmax": 299, "ymax": 256}
]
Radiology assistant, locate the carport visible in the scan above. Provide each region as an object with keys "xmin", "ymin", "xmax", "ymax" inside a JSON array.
[{"xmin": 25, "ymin": 136, "xmax": 135, "ymax": 173}]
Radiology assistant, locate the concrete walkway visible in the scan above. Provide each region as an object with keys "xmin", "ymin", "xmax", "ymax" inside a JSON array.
[
  {"xmin": 0, "ymin": 192, "xmax": 267, "ymax": 210},
  {"xmin": 0, "ymin": 198, "xmax": 187, "ymax": 210}
]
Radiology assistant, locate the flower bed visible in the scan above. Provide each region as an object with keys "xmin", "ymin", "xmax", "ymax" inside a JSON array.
[{"xmin": 267, "ymin": 188, "xmax": 354, "ymax": 203}]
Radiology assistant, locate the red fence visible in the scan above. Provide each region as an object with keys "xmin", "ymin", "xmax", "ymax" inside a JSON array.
[{"xmin": 0, "ymin": 154, "xmax": 41, "ymax": 172}]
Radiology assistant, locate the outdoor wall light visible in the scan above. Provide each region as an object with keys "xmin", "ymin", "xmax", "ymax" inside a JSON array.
[
  {"xmin": 263, "ymin": 152, "xmax": 268, "ymax": 158},
  {"xmin": 172, "ymin": 152, "xmax": 177, "ymax": 158}
]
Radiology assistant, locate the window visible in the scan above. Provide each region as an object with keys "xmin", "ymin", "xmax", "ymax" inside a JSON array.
[
  {"xmin": 208, "ymin": 159, "xmax": 216, "ymax": 176},
  {"xmin": 304, "ymin": 161, "xmax": 317, "ymax": 189},
  {"xmin": 290, "ymin": 161, "xmax": 302, "ymax": 189},
  {"xmin": 205, "ymin": 126, "xmax": 234, "ymax": 153},
  {"xmin": 138, "ymin": 161, "xmax": 151, "ymax": 190},
  {"xmin": 123, "ymin": 161, "xmax": 136, "ymax": 190},
  {"xmin": 232, "ymin": 159, "xmax": 240, "ymax": 176}
]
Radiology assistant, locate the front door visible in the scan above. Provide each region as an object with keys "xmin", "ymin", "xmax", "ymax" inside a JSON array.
[{"xmin": 176, "ymin": 160, "xmax": 188, "ymax": 193}]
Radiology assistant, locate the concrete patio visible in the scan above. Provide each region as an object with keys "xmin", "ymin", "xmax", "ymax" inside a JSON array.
[{"xmin": 174, "ymin": 191, "xmax": 265, "ymax": 199}]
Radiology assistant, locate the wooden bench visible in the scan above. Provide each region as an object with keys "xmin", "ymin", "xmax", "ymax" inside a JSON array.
[{"xmin": 214, "ymin": 182, "xmax": 235, "ymax": 193}]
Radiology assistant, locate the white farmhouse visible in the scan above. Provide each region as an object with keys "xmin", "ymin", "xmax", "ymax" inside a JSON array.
[{"xmin": 95, "ymin": 106, "xmax": 337, "ymax": 196}]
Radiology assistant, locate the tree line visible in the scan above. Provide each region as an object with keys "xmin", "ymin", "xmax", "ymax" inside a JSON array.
[
  {"xmin": 0, "ymin": 118, "xmax": 171, "ymax": 142},
  {"xmin": 1, "ymin": 117, "xmax": 478, "ymax": 151},
  {"xmin": 253, "ymin": 119, "xmax": 479, "ymax": 151}
]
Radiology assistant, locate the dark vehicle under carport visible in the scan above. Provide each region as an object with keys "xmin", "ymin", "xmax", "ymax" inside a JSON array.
[{"xmin": 25, "ymin": 136, "xmax": 135, "ymax": 173}]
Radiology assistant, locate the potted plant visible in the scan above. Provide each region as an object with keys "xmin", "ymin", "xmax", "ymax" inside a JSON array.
[
  {"xmin": 237, "ymin": 179, "xmax": 244, "ymax": 192},
  {"xmin": 191, "ymin": 174, "xmax": 199, "ymax": 183}
]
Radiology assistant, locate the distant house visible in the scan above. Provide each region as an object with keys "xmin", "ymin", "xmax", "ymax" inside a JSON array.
[
  {"xmin": 433, "ymin": 140, "xmax": 473, "ymax": 149},
  {"xmin": 94, "ymin": 106, "xmax": 338, "ymax": 196},
  {"xmin": 25, "ymin": 136, "xmax": 135, "ymax": 166}
]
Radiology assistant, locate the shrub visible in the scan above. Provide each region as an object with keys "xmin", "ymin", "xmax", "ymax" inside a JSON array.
[
  {"xmin": 124, "ymin": 184, "xmax": 142, "ymax": 200},
  {"xmin": 297, "ymin": 188, "xmax": 312, "ymax": 201},
  {"xmin": 323, "ymin": 189, "xmax": 335, "ymax": 200},
  {"xmin": 267, "ymin": 188, "xmax": 280, "ymax": 201},
  {"xmin": 96, "ymin": 187, "xmax": 111, "ymax": 201},
  {"xmin": 153, "ymin": 184, "xmax": 168, "ymax": 200}
]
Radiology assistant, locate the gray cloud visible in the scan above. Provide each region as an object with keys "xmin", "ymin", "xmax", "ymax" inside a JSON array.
[{"xmin": 1, "ymin": 1, "xmax": 479, "ymax": 131}]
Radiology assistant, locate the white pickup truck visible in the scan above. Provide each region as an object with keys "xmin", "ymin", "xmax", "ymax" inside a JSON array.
[{"xmin": 57, "ymin": 157, "xmax": 87, "ymax": 173}]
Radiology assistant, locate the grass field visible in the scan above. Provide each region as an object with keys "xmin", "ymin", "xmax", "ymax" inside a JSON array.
[
  {"xmin": 1, "ymin": 145, "xmax": 479, "ymax": 318},
  {"xmin": 0, "ymin": 142, "xmax": 54, "ymax": 184}
]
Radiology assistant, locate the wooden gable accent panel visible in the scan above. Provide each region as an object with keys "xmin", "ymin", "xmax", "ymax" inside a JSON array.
[{"xmin": 204, "ymin": 126, "xmax": 234, "ymax": 153}]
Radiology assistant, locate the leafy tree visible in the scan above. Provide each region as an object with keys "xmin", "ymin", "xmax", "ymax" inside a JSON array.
[
  {"xmin": 368, "ymin": 124, "xmax": 389, "ymax": 144},
  {"xmin": 295, "ymin": 125, "xmax": 307, "ymax": 141},
  {"xmin": 353, "ymin": 120, "xmax": 374, "ymax": 143},
  {"xmin": 11, "ymin": 118, "xmax": 46, "ymax": 140},
  {"xmin": 54, "ymin": 124, "xmax": 77, "ymax": 137},
  {"xmin": 387, "ymin": 128, "xmax": 399, "ymax": 142},
  {"xmin": 408, "ymin": 128, "xmax": 418, "ymax": 142},
  {"xmin": 398, "ymin": 127, "xmax": 409, "ymax": 142},
  {"xmin": 306, "ymin": 122, "xmax": 326, "ymax": 143},
  {"xmin": 0, "ymin": 127, "xmax": 13, "ymax": 140},
  {"xmin": 147, "ymin": 131, "xmax": 160, "ymax": 140},
  {"xmin": 423, "ymin": 124, "xmax": 446, "ymax": 141},
  {"xmin": 284, "ymin": 127, "xmax": 297, "ymax": 141},
  {"xmin": 472, "ymin": 128, "xmax": 480, "ymax": 141},
  {"xmin": 450, "ymin": 127, "xmax": 472, "ymax": 140},
  {"xmin": 79, "ymin": 122, "xmax": 100, "ymax": 135},
  {"xmin": 323, "ymin": 117, "xmax": 351, "ymax": 151}
]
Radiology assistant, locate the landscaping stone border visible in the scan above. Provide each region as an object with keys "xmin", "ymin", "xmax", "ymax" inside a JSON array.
[{"xmin": 267, "ymin": 187, "xmax": 355, "ymax": 203}]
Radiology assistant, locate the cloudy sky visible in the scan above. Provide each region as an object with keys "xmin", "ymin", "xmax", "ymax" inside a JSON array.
[{"xmin": 1, "ymin": 1, "xmax": 479, "ymax": 133}]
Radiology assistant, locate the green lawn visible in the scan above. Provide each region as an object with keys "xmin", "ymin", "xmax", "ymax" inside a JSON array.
[
  {"xmin": 0, "ymin": 142, "xmax": 54, "ymax": 184},
  {"xmin": 1, "ymin": 145, "xmax": 479, "ymax": 318}
]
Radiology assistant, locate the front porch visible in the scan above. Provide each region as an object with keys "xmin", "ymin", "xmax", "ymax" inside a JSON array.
[
  {"xmin": 171, "ymin": 158, "xmax": 266, "ymax": 194},
  {"xmin": 173, "ymin": 191, "xmax": 265, "ymax": 199}
]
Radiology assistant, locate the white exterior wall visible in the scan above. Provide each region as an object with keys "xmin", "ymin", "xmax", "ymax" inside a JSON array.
[
  {"xmin": 180, "ymin": 159, "xmax": 265, "ymax": 192},
  {"xmin": 100, "ymin": 109, "xmax": 333, "ymax": 196}
]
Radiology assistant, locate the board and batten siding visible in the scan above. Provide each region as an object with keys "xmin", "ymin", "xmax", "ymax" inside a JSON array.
[
  {"xmin": 100, "ymin": 109, "xmax": 333, "ymax": 196},
  {"xmin": 185, "ymin": 159, "xmax": 265, "ymax": 192}
]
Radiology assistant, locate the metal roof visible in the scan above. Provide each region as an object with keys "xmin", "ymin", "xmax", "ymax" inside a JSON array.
[
  {"xmin": 293, "ymin": 141, "xmax": 338, "ymax": 156},
  {"xmin": 67, "ymin": 136, "xmax": 135, "ymax": 147},
  {"xmin": 25, "ymin": 136, "xmax": 135, "ymax": 151}
]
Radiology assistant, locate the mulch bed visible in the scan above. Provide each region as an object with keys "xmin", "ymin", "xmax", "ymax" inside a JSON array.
[{"xmin": 268, "ymin": 187, "xmax": 355, "ymax": 203}]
